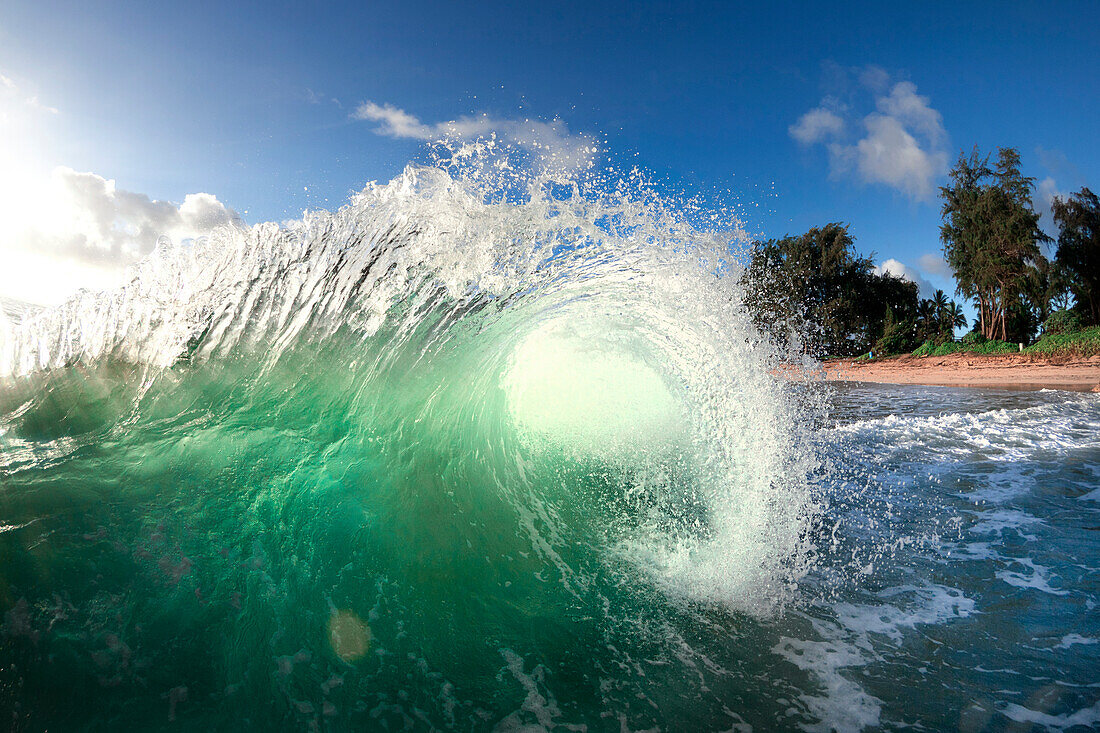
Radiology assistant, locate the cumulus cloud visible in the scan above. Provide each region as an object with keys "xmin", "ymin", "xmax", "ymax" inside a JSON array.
[
  {"xmin": 790, "ymin": 68, "xmax": 949, "ymax": 200},
  {"xmin": 0, "ymin": 167, "xmax": 243, "ymax": 305},
  {"xmin": 874, "ymin": 82, "xmax": 945, "ymax": 145},
  {"xmin": 848, "ymin": 114, "xmax": 947, "ymax": 199},
  {"xmin": 858, "ymin": 65, "xmax": 891, "ymax": 93},
  {"xmin": 34, "ymin": 167, "xmax": 241, "ymax": 262},
  {"xmin": 917, "ymin": 252, "xmax": 953, "ymax": 279},
  {"xmin": 789, "ymin": 106, "xmax": 845, "ymax": 145},
  {"xmin": 352, "ymin": 100, "xmax": 598, "ymax": 174},
  {"xmin": 874, "ymin": 257, "xmax": 935, "ymax": 299}
]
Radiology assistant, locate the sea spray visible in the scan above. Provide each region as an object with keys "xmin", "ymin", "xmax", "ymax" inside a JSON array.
[
  {"xmin": 3, "ymin": 146, "xmax": 1098, "ymax": 731},
  {"xmin": 0, "ymin": 149, "xmax": 828, "ymax": 729}
]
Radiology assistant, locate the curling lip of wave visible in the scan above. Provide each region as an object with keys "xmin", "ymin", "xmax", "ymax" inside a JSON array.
[{"xmin": 0, "ymin": 161, "xmax": 821, "ymax": 616}]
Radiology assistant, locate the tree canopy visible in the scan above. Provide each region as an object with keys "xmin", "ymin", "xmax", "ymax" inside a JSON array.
[
  {"xmin": 939, "ymin": 147, "xmax": 1050, "ymax": 341},
  {"xmin": 1051, "ymin": 187, "xmax": 1100, "ymax": 325},
  {"xmin": 741, "ymin": 223, "xmax": 919, "ymax": 357},
  {"xmin": 738, "ymin": 146, "xmax": 1092, "ymax": 358}
]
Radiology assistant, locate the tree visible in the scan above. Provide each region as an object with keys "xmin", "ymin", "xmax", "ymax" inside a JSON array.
[
  {"xmin": 915, "ymin": 298, "xmax": 939, "ymax": 342},
  {"xmin": 741, "ymin": 223, "xmax": 919, "ymax": 357},
  {"xmin": 874, "ymin": 307, "xmax": 921, "ymax": 356},
  {"xmin": 944, "ymin": 301, "xmax": 969, "ymax": 332},
  {"xmin": 940, "ymin": 147, "xmax": 1050, "ymax": 341},
  {"xmin": 1022, "ymin": 256, "xmax": 1064, "ymax": 328},
  {"xmin": 931, "ymin": 289, "xmax": 951, "ymax": 335},
  {"xmin": 1051, "ymin": 188, "xmax": 1100, "ymax": 325},
  {"xmin": 911, "ymin": 291, "xmax": 964, "ymax": 343}
]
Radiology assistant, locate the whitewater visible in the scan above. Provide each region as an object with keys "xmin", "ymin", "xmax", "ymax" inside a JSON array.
[{"xmin": 0, "ymin": 151, "xmax": 1097, "ymax": 731}]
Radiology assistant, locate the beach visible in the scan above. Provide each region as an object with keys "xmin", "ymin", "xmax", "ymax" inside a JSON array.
[{"xmin": 822, "ymin": 352, "xmax": 1100, "ymax": 391}]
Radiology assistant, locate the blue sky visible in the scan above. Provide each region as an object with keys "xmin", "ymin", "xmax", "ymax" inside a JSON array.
[{"xmin": 1, "ymin": 0, "xmax": 1097, "ymax": 305}]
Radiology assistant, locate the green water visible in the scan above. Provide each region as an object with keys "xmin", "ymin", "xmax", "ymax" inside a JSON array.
[
  {"xmin": 3, "ymin": 161, "xmax": 1099, "ymax": 732},
  {"xmin": 0, "ymin": 164, "xmax": 823, "ymax": 730},
  {"xmin": 0, "ymin": 308, "xmax": 800, "ymax": 730}
]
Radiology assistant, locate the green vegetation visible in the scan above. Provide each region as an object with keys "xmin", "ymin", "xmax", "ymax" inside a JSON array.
[
  {"xmin": 940, "ymin": 147, "xmax": 1049, "ymax": 342},
  {"xmin": 1050, "ymin": 188, "xmax": 1100, "ymax": 326},
  {"xmin": 1042, "ymin": 309, "xmax": 1082, "ymax": 336},
  {"xmin": 895, "ymin": 326, "xmax": 1100, "ymax": 359},
  {"xmin": 740, "ymin": 224, "xmax": 966, "ymax": 358},
  {"xmin": 741, "ymin": 144, "xmax": 1097, "ymax": 361},
  {"xmin": 1024, "ymin": 326, "xmax": 1100, "ymax": 357},
  {"xmin": 911, "ymin": 338, "xmax": 1017, "ymax": 358},
  {"xmin": 905, "ymin": 327, "xmax": 1100, "ymax": 359}
]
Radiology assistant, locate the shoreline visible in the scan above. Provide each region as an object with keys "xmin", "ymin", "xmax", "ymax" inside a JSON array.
[{"xmin": 819, "ymin": 352, "xmax": 1100, "ymax": 392}]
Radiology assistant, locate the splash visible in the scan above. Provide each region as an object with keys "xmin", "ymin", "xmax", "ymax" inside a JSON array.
[{"xmin": 0, "ymin": 143, "xmax": 823, "ymax": 728}]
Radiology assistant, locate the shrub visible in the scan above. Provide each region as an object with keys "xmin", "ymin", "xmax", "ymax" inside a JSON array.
[
  {"xmin": 1025, "ymin": 326, "xmax": 1100, "ymax": 357},
  {"xmin": 912, "ymin": 340, "xmax": 937, "ymax": 357},
  {"xmin": 968, "ymin": 339, "xmax": 1018, "ymax": 355},
  {"xmin": 1042, "ymin": 310, "xmax": 1083, "ymax": 336},
  {"xmin": 912, "ymin": 337, "xmax": 1017, "ymax": 357},
  {"xmin": 874, "ymin": 317, "xmax": 920, "ymax": 356}
]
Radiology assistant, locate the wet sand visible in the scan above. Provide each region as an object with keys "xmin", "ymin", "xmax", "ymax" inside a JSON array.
[{"xmin": 820, "ymin": 352, "xmax": 1100, "ymax": 392}]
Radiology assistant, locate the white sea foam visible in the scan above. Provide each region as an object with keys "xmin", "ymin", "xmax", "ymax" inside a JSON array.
[
  {"xmin": 968, "ymin": 509, "xmax": 1044, "ymax": 540},
  {"xmin": 776, "ymin": 582, "xmax": 975, "ymax": 731},
  {"xmin": 772, "ymin": 632, "xmax": 882, "ymax": 733},
  {"xmin": 832, "ymin": 397, "xmax": 1100, "ymax": 464},
  {"xmin": 996, "ymin": 558, "xmax": 1069, "ymax": 596},
  {"xmin": 1054, "ymin": 634, "xmax": 1098, "ymax": 650},
  {"xmin": 833, "ymin": 583, "xmax": 976, "ymax": 644},
  {"xmin": 999, "ymin": 699, "xmax": 1100, "ymax": 730}
]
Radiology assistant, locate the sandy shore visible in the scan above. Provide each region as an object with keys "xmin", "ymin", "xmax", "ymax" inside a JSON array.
[{"xmin": 820, "ymin": 352, "xmax": 1100, "ymax": 392}]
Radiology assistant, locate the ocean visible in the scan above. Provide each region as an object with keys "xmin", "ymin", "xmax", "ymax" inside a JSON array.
[{"xmin": 0, "ymin": 163, "xmax": 1097, "ymax": 731}]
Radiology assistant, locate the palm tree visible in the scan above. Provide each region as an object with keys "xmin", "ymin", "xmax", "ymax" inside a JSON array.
[
  {"xmin": 944, "ymin": 302, "xmax": 968, "ymax": 333},
  {"xmin": 916, "ymin": 299, "xmax": 938, "ymax": 341},
  {"xmin": 931, "ymin": 290, "xmax": 950, "ymax": 333}
]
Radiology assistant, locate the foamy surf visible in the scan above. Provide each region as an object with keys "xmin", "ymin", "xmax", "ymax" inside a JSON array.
[{"xmin": 0, "ymin": 148, "xmax": 1097, "ymax": 730}]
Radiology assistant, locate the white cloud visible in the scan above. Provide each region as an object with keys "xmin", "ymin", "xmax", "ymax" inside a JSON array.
[
  {"xmin": 858, "ymin": 65, "xmax": 890, "ymax": 93},
  {"xmin": 0, "ymin": 72, "xmax": 58, "ymax": 116},
  {"xmin": 790, "ymin": 70, "xmax": 949, "ymax": 200},
  {"xmin": 1037, "ymin": 176, "xmax": 1061, "ymax": 212},
  {"xmin": 874, "ymin": 81, "xmax": 944, "ymax": 145},
  {"xmin": 874, "ymin": 257, "xmax": 935, "ymax": 299},
  {"xmin": 0, "ymin": 70, "xmax": 242, "ymax": 306},
  {"xmin": 917, "ymin": 252, "xmax": 953, "ymax": 279},
  {"xmin": 0, "ymin": 166, "xmax": 243, "ymax": 305},
  {"xmin": 353, "ymin": 101, "xmax": 432, "ymax": 139},
  {"xmin": 789, "ymin": 107, "xmax": 845, "ymax": 145},
  {"xmin": 1036, "ymin": 176, "xmax": 1064, "ymax": 239},
  {"xmin": 849, "ymin": 113, "xmax": 947, "ymax": 200},
  {"xmin": 352, "ymin": 100, "xmax": 597, "ymax": 174},
  {"xmin": 40, "ymin": 167, "xmax": 242, "ymax": 261}
]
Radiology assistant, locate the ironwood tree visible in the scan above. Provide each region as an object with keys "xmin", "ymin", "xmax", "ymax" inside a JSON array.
[
  {"xmin": 939, "ymin": 147, "xmax": 1050, "ymax": 342},
  {"xmin": 1050, "ymin": 187, "xmax": 1100, "ymax": 325}
]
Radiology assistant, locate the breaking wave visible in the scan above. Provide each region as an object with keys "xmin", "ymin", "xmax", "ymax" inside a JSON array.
[{"xmin": 0, "ymin": 153, "xmax": 824, "ymax": 729}]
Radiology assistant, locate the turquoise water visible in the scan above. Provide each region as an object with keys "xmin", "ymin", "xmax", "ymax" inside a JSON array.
[{"xmin": 1, "ymin": 165, "xmax": 1098, "ymax": 730}]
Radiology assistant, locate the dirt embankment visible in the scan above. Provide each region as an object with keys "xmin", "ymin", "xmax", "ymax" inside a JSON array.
[{"xmin": 820, "ymin": 352, "xmax": 1100, "ymax": 392}]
